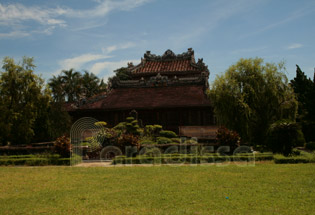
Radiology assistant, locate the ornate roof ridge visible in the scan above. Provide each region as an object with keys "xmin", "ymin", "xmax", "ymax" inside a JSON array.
[
  {"xmin": 143, "ymin": 48, "xmax": 194, "ymax": 61},
  {"xmin": 110, "ymin": 72, "xmax": 209, "ymax": 89},
  {"xmin": 128, "ymin": 48, "xmax": 209, "ymax": 75}
]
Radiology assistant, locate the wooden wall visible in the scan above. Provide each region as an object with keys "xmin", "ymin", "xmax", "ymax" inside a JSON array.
[{"xmin": 70, "ymin": 107, "xmax": 215, "ymax": 134}]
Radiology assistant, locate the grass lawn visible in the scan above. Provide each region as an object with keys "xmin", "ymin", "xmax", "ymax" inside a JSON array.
[{"xmin": 0, "ymin": 163, "xmax": 315, "ymax": 215}]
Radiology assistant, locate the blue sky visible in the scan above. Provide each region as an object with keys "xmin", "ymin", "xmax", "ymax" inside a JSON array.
[{"xmin": 0, "ymin": 0, "xmax": 314, "ymax": 84}]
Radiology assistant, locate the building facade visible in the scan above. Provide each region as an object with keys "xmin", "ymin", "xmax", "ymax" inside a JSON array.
[{"xmin": 66, "ymin": 48, "xmax": 215, "ymax": 134}]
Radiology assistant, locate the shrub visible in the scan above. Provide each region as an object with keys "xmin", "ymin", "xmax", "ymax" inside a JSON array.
[
  {"xmin": 156, "ymin": 137, "xmax": 172, "ymax": 144},
  {"xmin": 83, "ymin": 138, "xmax": 101, "ymax": 152},
  {"xmin": 182, "ymin": 139, "xmax": 198, "ymax": 144},
  {"xmin": 171, "ymin": 138, "xmax": 180, "ymax": 143},
  {"xmin": 117, "ymin": 134, "xmax": 139, "ymax": 148},
  {"xmin": 54, "ymin": 135, "xmax": 71, "ymax": 158},
  {"xmin": 139, "ymin": 140, "xmax": 156, "ymax": 145},
  {"xmin": 273, "ymin": 154, "xmax": 310, "ymax": 164},
  {"xmin": 267, "ymin": 120, "xmax": 305, "ymax": 156},
  {"xmin": 0, "ymin": 154, "xmax": 71, "ymax": 166},
  {"xmin": 143, "ymin": 124, "xmax": 163, "ymax": 139},
  {"xmin": 305, "ymin": 142, "xmax": 315, "ymax": 151},
  {"xmin": 113, "ymin": 117, "xmax": 142, "ymax": 136},
  {"xmin": 291, "ymin": 148, "xmax": 301, "ymax": 156},
  {"xmin": 112, "ymin": 153, "xmax": 274, "ymax": 165},
  {"xmin": 216, "ymin": 126, "xmax": 240, "ymax": 148},
  {"xmin": 159, "ymin": 130, "xmax": 177, "ymax": 138}
]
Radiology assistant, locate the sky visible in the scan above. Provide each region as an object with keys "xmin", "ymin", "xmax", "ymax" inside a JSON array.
[{"xmin": 0, "ymin": 0, "xmax": 315, "ymax": 84}]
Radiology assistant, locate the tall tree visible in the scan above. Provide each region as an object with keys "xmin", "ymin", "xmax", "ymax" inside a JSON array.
[
  {"xmin": 48, "ymin": 75, "xmax": 65, "ymax": 102},
  {"xmin": 108, "ymin": 67, "xmax": 132, "ymax": 88},
  {"xmin": 49, "ymin": 70, "xmax": 106, "ymax": 103},
  {"xmin": 0, "ymin": 57, "xmax": 49, "ymax": 145},
  {"xmin": 209, "ymin": 58, "xmax": 297, "ymax": 146},
  {"xmin": 61, "ymin": 69, "xmax": 82, "ymax": 102},
  {"xmin": 81, "ymin": 71, "xmax": 100, "ymax": 98},
  {"xmin": 290, "ymin": 65, "xmax": 315, "ymax": 142},
  {"xmin": 290, "ymin": 65, "xmax": 314, "ymax": 120}
]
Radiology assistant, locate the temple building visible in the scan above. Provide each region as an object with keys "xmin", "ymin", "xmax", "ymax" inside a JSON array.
[{"xmin": 66, "ymin": 48, "xmax": 215, "ymax": 134}]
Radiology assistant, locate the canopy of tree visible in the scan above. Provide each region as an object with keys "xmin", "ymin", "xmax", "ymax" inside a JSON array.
[
  {"xmin": 49, "ymin": 69, "xmax": 107, "ymax": 103},
  {"xmin": 290, "ymin": 65, "xmax": 315, "ymax": 121},
  {"xmin": 107, "ymin": 67, "xmax": 132, "ymax": 87},
  {"xmin": 290, "ymin": 65, "xmax": 315, "ymax": 142},
  {"xmin": 0, "ymin": 57, "xmax": 71, "ymax": 145},
  {"xmin": 209, "ymin": 58, "xmax": 297, "ymax": 146}
]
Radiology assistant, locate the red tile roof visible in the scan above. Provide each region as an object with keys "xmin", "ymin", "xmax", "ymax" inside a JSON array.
[
  {"xmin": 132, "ymin": 60, "xmax": 200, "ymax": 75},
  {"xmin": 73, "ymin": 85, "xmax": 211, "ymax": 111},
  {"xmin": 130, "ymin": 49, "xmax": 209, "ymax": 77}
]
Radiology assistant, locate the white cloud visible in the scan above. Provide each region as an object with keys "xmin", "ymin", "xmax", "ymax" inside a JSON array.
[
  {"xmin": 67, "ymin": 0, "xmax": 152, "ymax": 18},
  {"xmin": 56, "ymin": 42, "xmax": 137, "ymax": 75},
  {"xmin": 102, "ymin": 42, "xmax": 136, "ymax": 54},
  {"xmin": 0, "ymin": 30, "xmax": 30, "ymax": 38},
  {"xmin": 0, "ymin": 3, "xmax": 67, "ymax": 27},
  {"xmin": 286, "ymin": 43, "xmax": 303, "ymax": 50},
  {"xmin": 90, "ymin": 59, "xmax": 140, "ymax": 76},
  {"xmin": 59, "ymin": 54, "xmax": 111, "ymax": 71},
  {"xmin": 0, "ymin": 0, "xmax": 152, "ymax": 38}
]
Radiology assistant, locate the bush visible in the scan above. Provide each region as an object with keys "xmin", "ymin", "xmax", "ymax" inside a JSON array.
[
  {"xmin": 112, "ymin": 153, "xmax": 274, "ymax": 165},
  {"xmin": 143, "ymin": 125, "xmax": 163, "ymax": 140},
  {"xmin": 54, "ymin": 135, "xmax": 71, "ymax": 158},
  {"xmin": 216, "ymin": 126, "xmax": 240, "ymax": 148},
  {"xmin": 159, "ymin": 130, "xmax": 177, "ymax": 138},
  {"xmin": 273, "ymin": 154, "xmax": 311, "ymax": 164},
  {"xmin": 156, "ymin": 137, "xmax": 172, "ymax": 144},
  {"xmin": 0, "ymin": 154, "xmax": 70, "ymax": 166},
  {"xmin": 267, "ymin": 120, "xmax": 305, "ymax": 156},
  {"xmin": 182, "ymin": 139, "xmax": 198, "ymax": 144},
  {"xmin": 139, "ymin": 140, "xmax": 156, "ymax": 145},
  {"xmin": 117, "ymin": 134, "xmax": 139, "ymax": 148},
  {"xmin": 305, "ymin": 142, "xmax": 315, "ymax": 151},
  {"xmin": 171, "ymin": 138, "xmax": 181, "ymax": 143},
  {"xmin": 114, "ymin": 117, "xmax": 142, "ymax": 136}
]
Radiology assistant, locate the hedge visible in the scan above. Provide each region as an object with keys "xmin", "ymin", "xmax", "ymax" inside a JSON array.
[
  {"xmin": 112, "ymin": 153, "xmax": 273, "ymax": 165},
  {"xmin": 274, "ymin": 154, "xmax": 315, "ymax": 164},
  {"xmin": 0, "ymin": 154, "xmax": 70, "ymax": 166}
]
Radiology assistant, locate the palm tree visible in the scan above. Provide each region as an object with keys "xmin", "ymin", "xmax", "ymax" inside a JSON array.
[
  {"xmin": 81, "ymin": 71, "xmax": 100, "ymax": 98},
  {"xmin": 48, "ymin": 75, "xmax": 65, "ymax": 102},
  {"xmin": 61, "ymin": 69, "xmax": 81, "ymax": 102}
]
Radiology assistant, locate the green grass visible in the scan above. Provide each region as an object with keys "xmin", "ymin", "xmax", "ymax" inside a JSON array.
[{"xmin": 0, "ymin": 164, "xmax": 315, "ymax": 215}]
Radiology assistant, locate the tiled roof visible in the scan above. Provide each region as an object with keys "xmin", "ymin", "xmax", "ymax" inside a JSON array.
[
  {"xmin": 71, "ymin": 85, "xmax": 211, "ymax": 111},
  {"xmin": 130, "ymin": 48, "xmax": 209, "ymax": 77},
  {"xmin": 132, "ymin": 60, "xmax": 200, "ymax": 75}
]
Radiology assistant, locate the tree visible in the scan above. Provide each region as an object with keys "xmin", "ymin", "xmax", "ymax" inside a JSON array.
[
  {"xmin": 48, "ymin": 75, "xmax": 65, "ymax": 102},
  {"xmin": 81, "ymin": 71, "xmax": 102, "ymax": 98},
  {"xmin": 290, "ymin": 65, "xmax": 315, "ymax": 142},
  {"xmin": 267, "ymin": 120, "xmax": 305, "ymax": 156},
  {"xmin": 290, "ymin": 65, "xmax": 314, "ymax": 120},
  {"xmin": 49, "ymin": 69, "xmax": 106, "ymax": 103},
  {"xmin": 108, "ymin": 67, "xmax": 132, "ymax": 87},
  {"xmin": 61, "ymin": 69, "xmax": 82, "ymax": 102},
  {"xmin": 31, "ymin": 100, "xmax": 72, "ymax": 143},
  {"xmin": 209, "ymin": 58, "xmax": 297, "ymax": 147},
  {"xmin": 0, "ymin": 57, "xmax": 48, "ymax": 145},
  {"xmin": 111, "ymin": 67, "xmax": 132, "ymax": 80}
]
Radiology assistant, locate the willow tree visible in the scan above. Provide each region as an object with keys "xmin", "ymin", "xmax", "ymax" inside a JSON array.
[{"xmin": 209, "ymin": 58, "xmax": 297, "ymax": 146}]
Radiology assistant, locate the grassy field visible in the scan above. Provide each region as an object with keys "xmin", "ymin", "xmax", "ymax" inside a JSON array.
[{"xmin": 0, "ymin": 163, "xmax": 315, "ymax": 215}]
